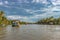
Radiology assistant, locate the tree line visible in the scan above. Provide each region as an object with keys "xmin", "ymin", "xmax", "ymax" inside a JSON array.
[{"xmin": 37, "ymin": 16, "xmax": 60, "ymax": 25}]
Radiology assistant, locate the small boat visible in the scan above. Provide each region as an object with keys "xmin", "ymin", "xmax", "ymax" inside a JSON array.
[{"xmin": 12, "ymin": 22, "xmax": 19, "ymax": 27}]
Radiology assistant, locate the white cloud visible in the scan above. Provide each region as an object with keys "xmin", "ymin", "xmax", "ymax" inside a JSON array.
[
  {"xmin": 32, "ymin": 0, "xmax": 48, "ymax": 4},
  {"xmin": 24, "ymin": 9, "xmax": 35, "ymax": 14},
  {"xmin": 4, "ymin": 5, "xmax": 11, "ymax": 8},
  {"xmin": 18, "ymin": 0, "xmax": 29, "ymax": 3},
  {"xmin": 0, "ymin": 1, "xmax": 9, "ymax": 8},
  {"xmin": 32, "ymin": 0, "xmax": 40, "ymax": 3},
  {"xmin": 24, "ymin": 6, "xmax": 52, "ymax": 14},
  {"xmin": 7, "ymin": 16, "xmax": 21, "ymax": 20},
  {"xmin": 0, "ymin": 2, "xmax": 3, "ymax": 5},
  {"xmin": 7, "ymin": 15, "xmax": 29, "ymax": 20},
  {"xmin": 51, "ymin": 0, "xmax": 60, "ymax": 5},
  {"xmin": 51, "ymin": 6, "xmax": 60, "ymax": 12},
  {"xmin": 0, "ymin": 1, "xmax": 9, "ymax": 5},
  {"xmin": 32, "ymin": 0, "xmax": 60, "ymax": 6},
  {"xmin": 27, "ymin": 6, "xmax": 60, "ymax": 19},
  {"xmin": 4, "ymin": 1, "xmax": 9, "ymax": 4},
  {"xmin": 7, "ymin": 15, "xmax": 36, "ymax": 22},
  {"xmin": 7, "ymin": 15, "xmax": 27, "ymax": 20}
]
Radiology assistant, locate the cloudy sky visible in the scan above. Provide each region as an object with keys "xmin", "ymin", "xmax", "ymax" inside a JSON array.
[{"xmin": 0, "ymin": 0, "xmax": 60, "ymax": 22}]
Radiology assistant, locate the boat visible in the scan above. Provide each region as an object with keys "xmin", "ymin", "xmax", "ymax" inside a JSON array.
[{"xmin": 12, "ymin": 21, "xmax": 20, "ymax": 27}]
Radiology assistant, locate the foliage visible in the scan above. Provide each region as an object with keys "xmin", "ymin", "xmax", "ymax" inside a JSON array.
[
  {"xmin": 0, "ymin": 11, "xmax": 9, "ymax": 26},
  {"xmin": 37, "ymin": 16, "xmax": 60, "ymax": 25}
]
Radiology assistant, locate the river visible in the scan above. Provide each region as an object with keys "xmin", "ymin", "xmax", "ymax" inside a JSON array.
[{"xmin": 0, "ymin": 24, "xmax": 60, "ymax": 40}]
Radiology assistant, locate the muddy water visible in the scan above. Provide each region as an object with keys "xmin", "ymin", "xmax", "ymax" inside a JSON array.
[{"xmin": 0, "ymin": 25, "xmax": 60, "ymax": 40}]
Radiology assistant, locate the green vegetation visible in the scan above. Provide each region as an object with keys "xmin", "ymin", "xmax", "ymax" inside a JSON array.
[
  {"xmin": 0, "ymin": 11, "xmax": 27, "ymax": 27},
  {"xmin": 37, "ymin": 16, "xmax": 60, "ymax": 25},
  {"xmin": 0, "ymin": 11, "xmax": 9, "ymax": 26}
]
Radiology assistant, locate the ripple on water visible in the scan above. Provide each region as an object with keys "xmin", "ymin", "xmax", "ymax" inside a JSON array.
[{"xmin": 0, "ymin": 25, "xmax": 60, "ymax": 40}]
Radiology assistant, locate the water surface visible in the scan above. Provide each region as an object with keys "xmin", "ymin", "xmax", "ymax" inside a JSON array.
[{"xmin": 0, "ymin": 24, "xmax": 60, "ymax": 40}]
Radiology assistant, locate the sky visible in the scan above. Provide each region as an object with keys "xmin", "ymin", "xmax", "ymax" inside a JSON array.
[{"xmin": 0, "ymin": 0, "xmax": 60, "ymax": 22}]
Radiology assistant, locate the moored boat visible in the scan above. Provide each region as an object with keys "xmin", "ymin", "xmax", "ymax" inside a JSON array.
[{"xmin": 12, "ymin": 21, "xmax": 20, "ymax": 27}]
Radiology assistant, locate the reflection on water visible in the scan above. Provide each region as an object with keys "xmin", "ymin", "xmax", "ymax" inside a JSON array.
[{"xmin": 0, "ymin": 25, "xmax": 60, "ymax": 40}]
